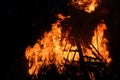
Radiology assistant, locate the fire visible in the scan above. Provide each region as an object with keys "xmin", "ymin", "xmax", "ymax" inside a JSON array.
[
  {"xmin": 82, "ymin": 22, "xmax": 111, "ymax": 64},
  {"xmin": 70, "ymin": 0, "xmax": 101, "ymax": 13},
  {"xmin": 25, "ymin": 14, "xmax": 79, "ymax": 77},
  {"xmin": 91, "ymin": 22, "xmax": 111, "ymax": 63},
  {"xmin": 25, "ymin": 14, "xmax": 111, "ymax": 78}
]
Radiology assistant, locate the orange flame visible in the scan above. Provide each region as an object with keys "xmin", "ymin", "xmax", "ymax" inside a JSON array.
[
  {"xmin": 25, "ymin": 14, "xmax": 111, "ymax": 78},
  {"xmin": 70, "ymin": 0, "xmax": 101, "ymax": 13},
  {"xmin": 82, "ymin": 22, "xmax": 111, "ymax": 64},
  {"xmin": 91, "ymin": 22, "xmax": 111, "ymax": 63},
  {"xmin": 25, "ymin": 14, "xmax": 79, "ymax": 77}
]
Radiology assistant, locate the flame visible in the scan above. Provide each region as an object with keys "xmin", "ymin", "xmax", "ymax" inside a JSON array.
[
  {"xmin": 25, "ymin": 14, "xmax": 79, "ymax": 77},
  {"xmin": 91, "ymin": 23, "xmax": 111, "ymax": 63},
  {"xmin": 82, "ymin": 22, "xmax": 111, "ymax": 64},
  {"xmin": 25, "ymin": 14, "xmax": 111, "ymax": 78},
  {"xmin": 70, "ymin": 0, "xmax": 101, "ymax": 13}
]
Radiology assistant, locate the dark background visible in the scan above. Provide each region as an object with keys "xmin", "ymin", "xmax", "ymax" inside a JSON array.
[{"xmin": 1, "ymin": 0, "xmax": 120, "ymax": 80}]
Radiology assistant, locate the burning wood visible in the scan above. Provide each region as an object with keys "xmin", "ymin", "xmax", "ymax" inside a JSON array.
[
  {"xmin": 24, "ymin": 13, "xmax": 111, "ymax": 79},
  {"xmin": 81, "ymin": 22, "xmax": 111, "ymax": 64},
  {"xmin": 24, "ymin": 0, "xmax": 112, "ymax": 79}
]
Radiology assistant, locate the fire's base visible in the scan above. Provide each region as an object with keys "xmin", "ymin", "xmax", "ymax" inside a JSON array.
[{"xmin": 27, "ymin": 61, "xmax": 112, "ymax": 80}]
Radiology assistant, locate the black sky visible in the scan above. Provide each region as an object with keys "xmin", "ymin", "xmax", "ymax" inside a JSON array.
[{"xmin": 1, "ymin": 0, "xmax": 120, "ymax": 80}]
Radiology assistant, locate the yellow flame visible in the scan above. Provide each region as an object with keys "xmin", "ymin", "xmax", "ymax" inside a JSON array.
[{"xmin": 70, "ymin": 0, "xmax": 101, "ymax": 13}]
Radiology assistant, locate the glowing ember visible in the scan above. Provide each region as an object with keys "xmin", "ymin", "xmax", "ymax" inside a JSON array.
[{"xmin": 70, "ymin": 0, "xmax": 101, "ymax": 13}]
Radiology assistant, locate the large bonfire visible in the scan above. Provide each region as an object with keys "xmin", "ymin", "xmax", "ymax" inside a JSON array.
[{"xmin": 24, "ymin": 0, "xmax": 111, "ymax": 79}]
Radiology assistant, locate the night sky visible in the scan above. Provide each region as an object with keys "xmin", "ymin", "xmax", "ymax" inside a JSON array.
[{"xmin": 1, "ymin": 0, "xmax": 120, "ymax": 80}]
